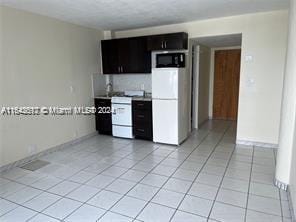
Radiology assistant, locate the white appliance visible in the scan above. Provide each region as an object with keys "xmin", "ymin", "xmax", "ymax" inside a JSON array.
[
  {"xmin": 152, "ymin": 68, "xmax": 189, "ymax": 145},
  {"xmin": 111, "ymin": 90, "xmax": 144, "ymax": 139}
]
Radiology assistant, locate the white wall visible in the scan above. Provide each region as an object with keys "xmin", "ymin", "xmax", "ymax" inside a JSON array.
[
  {"xmin": 275, "ymin": 0, "xmax": 296, "ymax": 217},
  {"xmin": 92, "ymin": 74, "xmax": 107, "ymax": 97},
  {"xmin": 197, "ymin": 45, "xmax": 211, "ymax": 126},
  {"xmin": 0, "ymin": 6, "xmax": 4, "ymax": 167},
  {"xmin": 0, "ymin": 6, "xmax": 103, "ymax": 167},
  {"xmin": 115, "ymin": 10, "xmax": 288, "ymax": 145}
]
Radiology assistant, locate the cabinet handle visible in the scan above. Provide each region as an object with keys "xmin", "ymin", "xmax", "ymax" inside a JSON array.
[
  {"xmin": 121, "ymin": 66, "xmax": 123, "ymax": 73},
  {"xmin": 161, "ymin": 41, "xmax": 164, "ymax": 49},
  {"xmin": 164, "ymin": 41, "xmax": 167, "ymax": 48},
  {"xmin": 137, "ymin": 114, "xmax": 145, "ymax": 118},
  {"xmin": 118, "ymin": 66, "xmax": 120, "ymax": 73},
  {"xmin": 137, "ymin": 103, "xmax": 144, "ymax": 106},
  {"xmin": 137, "ymin": 129, "xmax": 145, "ymax": 132}
]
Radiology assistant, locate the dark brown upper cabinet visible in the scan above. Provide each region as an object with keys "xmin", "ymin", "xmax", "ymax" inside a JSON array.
[
  {"xmin": 147, "ymin": 32, "xmax": 188, "ymax": 51},
  {"xmin": 127, "ymin": 37, "xmax": 151, "ymax": 73},
  {"xmin": 101, "ymin": 37, "xmax": 151, "ymax": 74},
  {"xmin": 101, "ymin": 32, "xmax": 188, "ymax": 74},
  {"xmin": 101, "ymin": 39, "xmax": 119, "ymax": 74}
]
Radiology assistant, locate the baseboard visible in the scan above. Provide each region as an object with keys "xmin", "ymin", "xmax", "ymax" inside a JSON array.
[
  {"xmin": 287, "ymin": 187, "xmax": 296, "ymax": 222},
  {"xmin": 0, "ymin": 132, "xmax": 98, "ymax": 173},
  {"xmin": 275, "ymin": 178, "xmax": 288, "ymax": 191},
  {"xmin": 236, "ymin": 139, "xmax": 278, "ymax": 149}
]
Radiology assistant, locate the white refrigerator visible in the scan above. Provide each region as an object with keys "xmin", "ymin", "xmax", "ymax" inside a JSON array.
[{"xmin": 152, "ymin": 68, "xmax": 189, "ymax": 145}]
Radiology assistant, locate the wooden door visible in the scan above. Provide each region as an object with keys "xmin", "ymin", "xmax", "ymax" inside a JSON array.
[{"xmin": 213, "ymin": 49, "xmax": 241, "ymax": 120}]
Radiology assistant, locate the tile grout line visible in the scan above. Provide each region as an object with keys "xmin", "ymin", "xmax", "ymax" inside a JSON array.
[
  {"xmin": 0, "ymin": 124, "xmax": 269, "ymax": 222},
  {"xmin": 130, "ymin": 129, "xmax": 212, "ymax": 222},
  {"xmin": 0, "ymin": 123, "xmax": 227, "ymax": 221},
  {"xmin": 207, "ymin": 128, "xmax": 240, "ymax": 221},
  {"xmin": 243, "ymin": 143, "xmax": 255, "ymax": 222},
  {"xmin": 1, "ymin": 141, "xmax": 164, "ymax": 221},
  {"xmin": 2, "ymin": 122, "xmax": 281, "ymax": 221},
  {"xmin": 168, "ymin": 122, "xmax": 233, "ymax": 221},
  {"xmin": 195, "ymin": 122, "xmax": 236, "ymax": 221},
  {"xmin": 38, "ymin": 142, "xmax": 165, "ymax": 221},
  {"xmin": 106, "ymin": 129, "xmax": 213, "ymax": 221},
  {"xmin": 93, "ymin": 141, "xmax": 192, "ymax": 221},
  {"xmin": 0, "ymin": 141, "xmax": 160, "ymax": 221}
]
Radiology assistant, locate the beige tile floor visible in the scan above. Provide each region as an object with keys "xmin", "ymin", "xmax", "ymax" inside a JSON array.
[{"xmin": 0, "ymin": 120, "xmax": 293, "ymax": 222}]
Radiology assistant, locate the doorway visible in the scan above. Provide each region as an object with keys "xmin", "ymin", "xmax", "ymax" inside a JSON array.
[
  {"xmin": 213, "ymin": 49, "xmax": 241, "ymax": 120},
  {"xmin": 190, "ymin": 34, "xmax": 242, "ymax": 130}
]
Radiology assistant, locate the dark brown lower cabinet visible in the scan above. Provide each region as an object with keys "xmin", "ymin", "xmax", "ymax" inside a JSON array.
[
  {"xmin": 132, "ymin": 100, "xmax": 153, "ymax": 140},
  {"xmin": 95, "ymin": 98, "xmax": 112, "ymax": 135}
]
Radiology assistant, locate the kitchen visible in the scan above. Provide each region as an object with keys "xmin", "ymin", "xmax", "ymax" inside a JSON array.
[
  {"xmin": 93, "ymin": 32, "xmax": 190, "ymax": 145},
  {"xmin": 1, "ymin": 1, "xmax": 295, "ymax": 222}
]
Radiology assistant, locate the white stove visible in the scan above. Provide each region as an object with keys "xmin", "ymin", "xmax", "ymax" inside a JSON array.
[{"xmin": 111, "ymin": 90, "xmax": 144, "ymax": 139}]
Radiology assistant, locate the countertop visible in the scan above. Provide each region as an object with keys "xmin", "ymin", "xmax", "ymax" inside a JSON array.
[{"xmin": 94, "ymin": 94, "xmax": 152, "ymax": 101}]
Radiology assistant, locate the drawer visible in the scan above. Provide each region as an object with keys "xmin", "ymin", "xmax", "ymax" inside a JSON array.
[
  {"xmin": 96, "ymin": 118, "xmax": 112, "ymax": 135},
  {"xmin": 95, "ymin": 99, "xmax": 111, "ymax": 107},
  {"xmin": 132, "ymin": 100, "xmax": 152, "ymax": 110},
  {"xmin": 133, "ymin": 126, "xmax": 152, "ymax": 140},
  {"xmin": 95, "ymin": 99, "xmax": 112, "ymax": 135},
  {"xmin": 133, "ymin": 110, "xmax": 152, "ymax": 124}
]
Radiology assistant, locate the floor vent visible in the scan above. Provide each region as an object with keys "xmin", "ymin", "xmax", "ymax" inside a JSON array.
[{"xmin": 20, "ymin": 160, "xmax": 50, "ymax": 171}]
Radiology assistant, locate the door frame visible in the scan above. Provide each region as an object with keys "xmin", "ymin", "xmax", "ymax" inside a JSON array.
[
  {"xmin": 209, "ymin": 46, "xmax": 242, "ymax": 119},
  {"xmin": 191, "ymin": 44, "xmax": 200, "ymax": 129}
]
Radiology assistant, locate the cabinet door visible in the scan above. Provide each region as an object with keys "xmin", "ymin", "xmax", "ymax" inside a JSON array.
[
  {"xmin": 147, "ymin": 35, "xmax": 164, "ymax": 51},
  {"xmin": 132, "ymin": 101, "xmax": 153, "ymax": 140},
  {"xmin": 127, "ymin": 37, "xmax": 151, "ymax": 73},
  {"xmin": 163, "ymin": 33, "xmax": 188, "ymax": 50},
  {"xmin": 147, "ymin": 33, "xmax": 188, "ymax": 51},
  {"xmin": 101, "ymin": 40, "xmax": 119, "ymax": 74},
  {"xmin": 117, "ymin": 38, "xmax": 130, "ymax": 74},
  {"xmin": 95, "ymin": 99, "xmax": 112, "ymax": 135},
  {"xmin": 101, "ymin": 37, "xmax": 152, "ymax": 74}
]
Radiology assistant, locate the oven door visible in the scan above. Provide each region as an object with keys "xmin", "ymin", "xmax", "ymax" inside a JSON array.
[{"xmin": 112, "ymin": 103, "xmax": 132, "ymax": 126}]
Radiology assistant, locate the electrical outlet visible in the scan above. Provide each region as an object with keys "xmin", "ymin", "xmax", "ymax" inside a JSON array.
[
  {"xmin": 70, "ymin": 85, "xmax": 74, "ymax": 93},
  {"xmin": 140, "ymin": 84, "xmax": 145, "ymax": 91},
  {"xmin": 74, "ymin": 130, "xmax": 78, "ymax": 138},
  {"xmin": 28, "ymin": 144, "xmax": 37, "ymax": 155}
]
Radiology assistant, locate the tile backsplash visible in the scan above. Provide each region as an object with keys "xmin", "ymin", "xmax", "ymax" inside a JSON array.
[{"xmin": 111, "ymin": 74, "xmax": 152, "ymax": 92}]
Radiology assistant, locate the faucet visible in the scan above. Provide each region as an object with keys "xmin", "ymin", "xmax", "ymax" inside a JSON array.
[{"xmin": 106, "ymin": 82, "xmax": 113, "ymax": 97}]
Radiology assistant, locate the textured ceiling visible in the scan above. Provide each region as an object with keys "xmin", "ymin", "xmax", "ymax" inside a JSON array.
[{"xmin": 0, "ymin": 0, "xmax": 289, "ymax": 30}]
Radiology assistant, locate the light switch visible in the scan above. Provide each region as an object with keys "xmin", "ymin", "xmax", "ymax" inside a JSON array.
[
  {"xmin": 245, "ymin": 55, "xmax": 253, "ymax": 62},
  {"xmin": 246, "ymin": 77, "xmax": 255, "ymax": 87}
]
